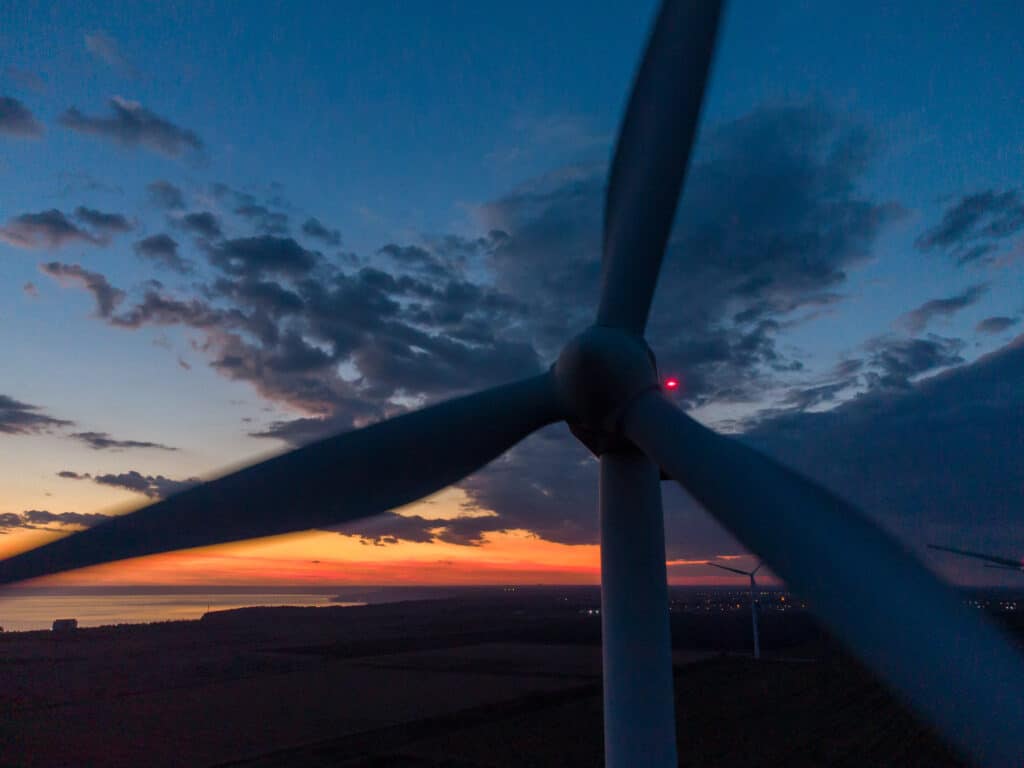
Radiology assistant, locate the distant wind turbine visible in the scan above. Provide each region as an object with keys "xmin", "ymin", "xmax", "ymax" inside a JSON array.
[
  {"xmin": 708, "ymin": 560, "xmax": 763, "ymax": 659},
  {"xmin": 2, "ymin": 2, "xmax": 1024, "ymax": 765}
]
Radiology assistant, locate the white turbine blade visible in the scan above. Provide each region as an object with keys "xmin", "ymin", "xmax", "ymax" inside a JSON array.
[
  {"xmin": 0, "ymin": 373, "xmax": 564, "ymax": 586},
  {"xmin": 597, "ymin": 0, "xmax": 724, "ymax": 334},
  {"xmin": 623, "ymin": 391, "xmax": 1024, "ymax": 766},
  {"xmin": 707, "ymin": 561, "xmax": 749, "ymax": 576}
]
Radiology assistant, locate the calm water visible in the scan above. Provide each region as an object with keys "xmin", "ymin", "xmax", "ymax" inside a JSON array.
[{"xmin": 0, "ymin": 592, "xmax": 362, "ymax": 632}]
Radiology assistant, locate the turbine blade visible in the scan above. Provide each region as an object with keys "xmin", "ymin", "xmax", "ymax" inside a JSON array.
[
  {"xmin": 623, "ymin": 391, "xmax": 1024, "ymax": 766},
  {"xmin": 929, "ymin": 544, "xmax": 1022, "ymax": 570},
  {"xmin": 707, "ymin": 562, "xmax": 749, "ymax": 576},
  {"xmin": 0, "ymin": 373, "xmax": 563, "ymax": 586},
  {"xmin": 597, "ymin": 0, "xmax": 724, "ymax": 334}
]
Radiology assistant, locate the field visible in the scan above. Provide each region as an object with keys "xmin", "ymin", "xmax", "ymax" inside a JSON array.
[{"xmin": 1, "ymin": 589, "xmax": 1017, "ymax": 767}]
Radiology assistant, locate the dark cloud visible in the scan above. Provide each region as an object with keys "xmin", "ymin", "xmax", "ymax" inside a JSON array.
[
  {"xmin": 134, "ymin": 234, "xmax": 191, "ymax": 273},
  {"xmin": 0, "ymin": 509, "xmax": 110, "ymax": 534},
  {"xmin": 249, "ymin": 410, "xmax": 382, "ymax": 445},
  {"xmin": 898, "ymin": 284, "xmax": 988, "ymax": 333},
  {"xmin": 61, "ymin": 234, "xmax": 538, "ymax": 430},
  {"xmin": 0, "ymin": 95, "xmax": 43, "ymax": 137},
  {"xmin": 147, "ymin": 180, "xmax": 185, "ymax": 210},
  {"xmin": 236, "ymin": 204, "xmax": 288, "ymax": 235},
  {"xmin": 179, "ymin": 211, "xmax": 223, "ymax": 240},
  {"xmin": 40, "ymin": 262, "xmax": 125, "ymax": 317},
  {"xmin": 60, "ymin": 469, "xmax": 200, "ymax": 499},
  {"xmin": 206, "ymin": 236, "xmax": 317, "ymax": 278},
  {"xmin": 916, "ymin": 189, "xmax": 1024, "ymax": 265},
  {"xmin": 976, "ymin": 316, "xmax": 1019, "ymax": 335},
  {"xmin": 340, "ymin": 512, "xmax": 517, "ymax": 548},
  {"xmin": 746, "ymin": 333, "xmax": 1024, "ymax": 573},
  {"xmin": 338, "ymin": 333, "xmax": 1024, "ymax": 568},
  {"xmin": 483, "ymin": 102, "xmax": 903, "ymax": 405},
  {"xmin": 69, "ymin": 431, "xmax": 176, "ymax": 451},
  {"xmin": 780, "ymin": 380, "xmax": 854, "ymax": 411},
  {"xmin": 74, "ymin": 206, "xmax": 133, "ymax": 236},
  {"xmin": 302, "ymin": 217, "xmax": 341, "ymax": 246},
  {"xmin": 110, "ymin": 289, "xmax": 230, "ymax": 330},
  {"xmin": 211, "ymin": 182, "xmax": 257, "ymax": 207},
  {"xmin": 0, "ymin": 395, "xmax": 72, "ymax": 435},
  {"xmin": 0, "ymin": 209, "xmax": 100, "ymax": 249},
  {"xmin": 42, "ymin": 100, "xmax": 972, "ymax": 559},
  {"xmin": 378, "ymin": 243, "xmax": 455, "ymax": 279},
  {"xmin": 863, "ymin": 335, "xmax": 965, "ymax": 390},
  {"xmin": 60, "ymin": 97, "xmax": 202, "ymax": 157}
]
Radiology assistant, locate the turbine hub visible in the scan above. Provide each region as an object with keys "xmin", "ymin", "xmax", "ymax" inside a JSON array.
[{"xmin": 554, "ymin": 325, "xmax": 659, "ymax": 450}]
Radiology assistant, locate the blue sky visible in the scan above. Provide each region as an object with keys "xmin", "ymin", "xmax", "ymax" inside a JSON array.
[{"xmin": 1, "ymin": 1, "xmax": 1022, "ymax": 585}]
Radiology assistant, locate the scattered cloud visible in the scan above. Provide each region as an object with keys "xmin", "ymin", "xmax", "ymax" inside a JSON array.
[
  {"xmin": 0, "ymin": 209, "xmax": 100, "ymax": 249},
  {"xmin": 58, "ymin": 469, "xmax": 200, "ymax": 499},
  {"xmin": 0, "ymin": 509, "xmax": 111, "ymax": 534},
  {"xmin": 40, "ymin": 262, "xmax": 125, "ymax": 317},
  {"xmin": 69, "ymin": 431, "xmax": 176, "ymax": 451},
  {"xmin": 236, "ymin": 204, "xmax": 289, "ymax": 235},
  {"xmin": 976, "ymin": 316, "xmax": 1019, "ymax": 335},
  {"xmin": 898, "ymin": 284, "xmax": 988, "ymax": 333},
  {"xmin": 60, "ymin": 97, "xmax": 203, "ymax": 157},
  {"xmin": 0, "ymin": 95, "xmax": 43, "ymax": 137},
  {"xmin": 22, "ymin": 282, "xmax": 39, "ymax": 298},
  {"xmin": 302, "ymin": 217, "xmax": 341, "ymax": 246},
  {"xmin": 147, "ymin": 180, "xmax": 185, "ymax": 210},
  {"xmin": 206, "ymin": 235, "xmax": 316, "ymax": 278},
  {"xmin": 916, "ymin": 189, "xmax": 1024, "ymax": 265},
  {"xmin": 178, "ymin": 211, "xmax": 223, "ymax": 240},
  {"xmin": 0, "ymin": 395, "xmax": 72, "ymax": 435},
  {"xmin": 863, "ymin": 335, "xmax": 965, "ymax": 390},
  {"xmin": 73, "ymin": 206, "xmax": 133, "ymax": 236},
  {"xmin": 134, "ymin": 233, "xmax": 191, "ymax": 273}
]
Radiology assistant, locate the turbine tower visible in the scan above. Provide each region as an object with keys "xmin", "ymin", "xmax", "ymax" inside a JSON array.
[
  {"xmin": 709, "ymin": 560, "xmax": 763, "ymax": 660},
  {"xmin": 2, "ymin": 2, "xmax": 1024, "ymax": 766}
]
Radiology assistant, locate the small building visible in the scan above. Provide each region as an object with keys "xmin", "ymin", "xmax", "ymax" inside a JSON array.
[{"xmin": 52, "ymin": 618, "xmax": 78, "ymax": 633}]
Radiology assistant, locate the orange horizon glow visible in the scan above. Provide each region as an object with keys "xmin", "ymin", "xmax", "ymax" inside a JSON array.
[
  {"xmin": 2, "ymin": 528, "xmax": 768, "ymax": 588},
  {"xmin": 1, "ymin": 487, "xmax": 767, "ymax": 589}
]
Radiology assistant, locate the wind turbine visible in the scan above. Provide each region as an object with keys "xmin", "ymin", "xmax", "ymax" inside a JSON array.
[
  {"xmin": 929, "ymin": 544, "xmax": 1024, "ymax": 574},
  {"xmin": 708, "ymin": 560, "xmax": 763, "ymax": 660},
  {"xmin": 2, "ymin": 2, "xmax": 1023, "ymax": 765}
]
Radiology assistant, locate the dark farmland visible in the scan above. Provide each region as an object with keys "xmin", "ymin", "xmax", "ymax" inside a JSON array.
[{"xmin": 1, "ymin": 587, "xmax": 1020, "ymax": 767}]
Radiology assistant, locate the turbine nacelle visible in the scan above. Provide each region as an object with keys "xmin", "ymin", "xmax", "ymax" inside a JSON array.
[{"xmin": 554, "ymin": 325, "xmax": 659, "ymax": 456}]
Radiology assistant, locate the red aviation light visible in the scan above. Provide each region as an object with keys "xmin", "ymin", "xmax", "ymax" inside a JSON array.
[{"xmin": 664, "ymin": 377, "xmax": 680, "ymax": 392}]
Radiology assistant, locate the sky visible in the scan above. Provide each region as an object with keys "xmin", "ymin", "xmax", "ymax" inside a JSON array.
[{"xmin": 1, "ymin": 0, "xmax": 1022, "ymax": 588}]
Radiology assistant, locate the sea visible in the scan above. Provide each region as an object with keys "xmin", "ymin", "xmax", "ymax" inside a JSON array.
[{"xmin": 0, "ymin": 586, "xmax": 458, "ymax": 633}]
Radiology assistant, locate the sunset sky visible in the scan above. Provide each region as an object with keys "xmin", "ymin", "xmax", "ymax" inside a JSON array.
[{"xmin": 2, "ymin": 1, "xmax": 1022, "ymax": 587}]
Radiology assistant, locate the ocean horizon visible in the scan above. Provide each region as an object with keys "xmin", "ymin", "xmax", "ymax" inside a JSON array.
[{"xmin": 0, "ymin": 585, "xmax": 465, "ymax": 633}]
